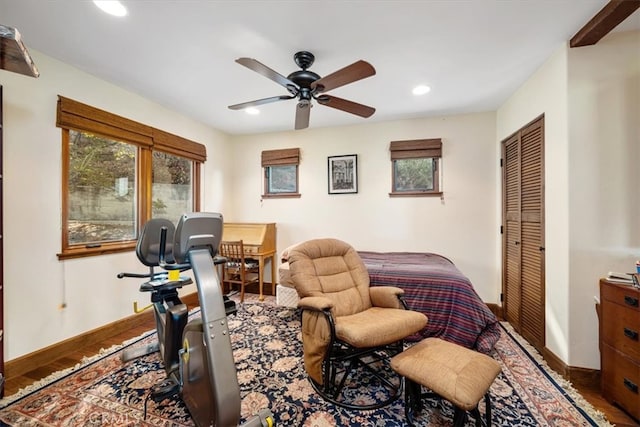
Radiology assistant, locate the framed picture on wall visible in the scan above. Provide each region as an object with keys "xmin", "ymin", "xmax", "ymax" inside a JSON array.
[{"xmin": 328, "ymin": 154, "xmax": 358, "ymax": 194}]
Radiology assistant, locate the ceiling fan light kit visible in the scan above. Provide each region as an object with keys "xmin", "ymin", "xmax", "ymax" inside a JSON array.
[{"xmin": 228, "ymin": 51, "xmax": 376, "ymax": 130}]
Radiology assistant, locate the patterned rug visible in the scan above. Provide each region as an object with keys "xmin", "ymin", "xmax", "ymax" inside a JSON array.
[{"xmin": 0, "ymin": 295, "xmax": 611, "ymax": 426}]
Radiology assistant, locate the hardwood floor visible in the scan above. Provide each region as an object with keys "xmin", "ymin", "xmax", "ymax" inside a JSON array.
[{"xmin": 3, "ymin": 293, "xmax": 639, "ymax": 426}]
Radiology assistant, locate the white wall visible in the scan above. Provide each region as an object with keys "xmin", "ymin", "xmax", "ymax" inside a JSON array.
[
  {"xmin": 567, "ymin": 30, "xmax": 640, "ymax": 368},
  {"xmin": 1, "ymin": 50, "xmax": 232, "ymax": 360},
  {"xmin": 228, "ymin": 112, "xmax": 500, "ymax": 303},
  {"xmin": 497, "ymin": 45, "xmax": 571, "ymax": 363},
  {"xmin": 496, "ymin": 30, "xmax": 640, "ymax": 369}
]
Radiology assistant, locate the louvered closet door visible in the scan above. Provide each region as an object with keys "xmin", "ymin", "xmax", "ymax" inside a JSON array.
[
  {"xmin": 503, "ymin": 135, "xmax": 521, "ymax": 330},
  {"xmin": 502, "ymin": 116, "xmax": 545, "ymax": 353}
]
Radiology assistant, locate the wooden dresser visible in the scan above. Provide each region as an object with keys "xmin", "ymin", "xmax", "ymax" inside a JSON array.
[{"xmin": 600, "ymin": 279, "xmax": 640, "ymax": 421}]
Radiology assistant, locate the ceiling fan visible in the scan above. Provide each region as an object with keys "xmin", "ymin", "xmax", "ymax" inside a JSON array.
[{"xmin": 228, "ymin": 51, "xmax": 376, "ymax": 130}]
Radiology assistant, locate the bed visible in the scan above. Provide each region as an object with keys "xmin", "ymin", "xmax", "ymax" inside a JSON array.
[
  {"xmin": 278, "ymin": 248, "xmax": 500, "ymax": 353},
  {"xmin": 357, "ymin": 251, "xmax": 500, "ymax": 353}
]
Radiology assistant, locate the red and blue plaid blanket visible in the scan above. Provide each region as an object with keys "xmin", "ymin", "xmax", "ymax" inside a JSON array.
[{"xmin": 358, "ymin": 251, "xmax": 500, "ymax": 353}]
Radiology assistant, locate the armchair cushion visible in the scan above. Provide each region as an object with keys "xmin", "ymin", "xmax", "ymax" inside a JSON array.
[{"xmin": 336, "ymin": 307, "xmax": 428, "ymax": 348}]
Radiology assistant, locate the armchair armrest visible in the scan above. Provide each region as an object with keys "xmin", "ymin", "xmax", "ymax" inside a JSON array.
[
  {"xmin": 298, "ymin": 296, "xmax": 334, "ymax": 312},
  {"xmin": 369, "ymin": 286, "xmax": 405, "ymax": 309}
]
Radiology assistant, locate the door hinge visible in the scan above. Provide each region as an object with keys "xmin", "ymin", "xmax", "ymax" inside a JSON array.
[
  {"xmin": 500, "ymin": 158, "xmax": 504, "ymax": 167},
  {"xmin": 500, "ymin": 225, "xmax": 504, "ymax": 234},
  {"xmin": 500, "ymin": 293, "xmax": 504, "ymax": 302}
]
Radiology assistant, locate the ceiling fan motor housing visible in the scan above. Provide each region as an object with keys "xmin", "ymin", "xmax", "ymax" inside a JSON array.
[{"xmin": 287, "ymin": 69, "xmax": 321, "ymax": 90}]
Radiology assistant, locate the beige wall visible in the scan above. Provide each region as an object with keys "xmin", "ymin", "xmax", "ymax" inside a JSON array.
[
  {"xmin": 2, "ymin": 51, "xmax": 232, "ymax": 360},
  {"xmin": 567, "ymin": 30, "xmax": 640, "ymax": 368},
  {"xmin": 497, "ymin": 45, "xmax": 571, "ymax": 363},
  {"xmin": 496, "ymin": 30, "xmax": 640, "ymax": 369},
  {"xmin": 229, "ymin": 113, "xmax": 500, "ymax": 303}
]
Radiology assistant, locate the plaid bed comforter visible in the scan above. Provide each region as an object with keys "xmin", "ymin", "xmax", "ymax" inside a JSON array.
[{"xmin": 358, "ymin": 251, "xmax": 500, "ymax": 353}]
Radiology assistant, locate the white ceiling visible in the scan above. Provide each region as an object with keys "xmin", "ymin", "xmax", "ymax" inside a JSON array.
[{"xmin": 1, "ymin": 0, "xmax": 638, "ymax": 135}]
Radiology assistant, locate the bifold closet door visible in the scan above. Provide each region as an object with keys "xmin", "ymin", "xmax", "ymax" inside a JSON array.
[
  {"xmin": 502, "ymin": 116, "xmax": 545, "ymax": 353},
  {"xmin": 0, "ymin": 85, "xmax": 4, "ymax": 397}
]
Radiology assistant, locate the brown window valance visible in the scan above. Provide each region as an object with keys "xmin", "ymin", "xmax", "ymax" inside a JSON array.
[
  {"xmin": 261, "ymin": 148, "xmax": 300, "ymax": 166},
  {"xmin": 390, "ymin": 138, "xmax": 442, "ymax": 160},
  {"xmin": 56, "ymin": 96, "xmax": 206, "ymax": 162}
]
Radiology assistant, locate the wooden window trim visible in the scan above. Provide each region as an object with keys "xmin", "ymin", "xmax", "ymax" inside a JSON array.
[
  {"xmin": 389, "ymin": 139, "xmax": 442, "ymax": 196},
  {"xmin": 56, "ymin": 97, "xmax": 205, "ymax": 259}
]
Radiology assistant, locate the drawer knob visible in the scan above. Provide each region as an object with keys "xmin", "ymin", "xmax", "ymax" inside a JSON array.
[
  {"xmin": 624, "ymin": 327, "xmax": 639, "ymax": 341},
  {"xmin": 624, "ymin": 295, "xmax": 639, "ymax": 307},
  {"xmin": 624, "ymin": 378, "xmax": 638, "ymax": 394}
]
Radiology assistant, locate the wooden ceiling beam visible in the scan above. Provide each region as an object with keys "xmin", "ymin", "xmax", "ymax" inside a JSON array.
[{"xmin": 570, "ymin": 0, "xmax": 640, "ymax": 47}]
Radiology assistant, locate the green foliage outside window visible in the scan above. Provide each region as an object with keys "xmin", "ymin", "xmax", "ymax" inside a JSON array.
[{"xmin": 393, "ymin": 158, "xmax": 434, "ymax": 192}]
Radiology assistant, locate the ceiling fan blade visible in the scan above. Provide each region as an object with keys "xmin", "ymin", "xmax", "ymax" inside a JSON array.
[
  {"xmin": 317, "ymin": 95, "xmax": 375, "ymax": 118},
  {"xmin": 236, "ymin": 57, "xmax": 298, "ymax": 93},
  {"xmin": 311, "ymin": 60, "xmax": 375, "ymax": 93},
  {"xmin": 294, "ymin": 101, "xmax": 311, "ymax": 130},
  {"xmin": 228, "ymin": 95, "xmax": 294, "ymax": 110}
]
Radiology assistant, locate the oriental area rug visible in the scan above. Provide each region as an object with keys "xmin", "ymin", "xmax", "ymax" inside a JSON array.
[{"xmin": 0, "ymin": 295, "xmax": 611, "ymax": 426}]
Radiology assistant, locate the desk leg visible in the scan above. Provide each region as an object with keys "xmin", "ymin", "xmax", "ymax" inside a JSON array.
[
  {"xmin": 258, "ymin": 257, "xmax": 265, "ymax": 301},
  {"xmin": 271, "ymin": 254, "xmax": 277, "ymax": 295}
]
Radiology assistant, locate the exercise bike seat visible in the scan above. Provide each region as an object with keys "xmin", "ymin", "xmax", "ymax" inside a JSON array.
[
  {"xmin": 137, "ymin": 218, "xmax": 193, "ymax": 292},
  {"xmin": 137, "ymin": 218, "xmax": 177, "ymax": 266}
]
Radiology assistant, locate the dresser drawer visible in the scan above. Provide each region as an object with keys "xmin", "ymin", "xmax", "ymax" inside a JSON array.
[
  {"xmin": 602, "ymin": 344, "xmax": 640, "ymax": 421},
  {"xmin": 601, "ymin": 281, "xmax": 640, "ymax": 312},
  {"xmin": 602, "ymin": 301, "xmax": 640, "ymax": 359}
]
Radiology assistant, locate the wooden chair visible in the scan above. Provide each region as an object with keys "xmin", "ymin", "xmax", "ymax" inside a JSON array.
[{"xmin": 219, "ymin": 240, "xmax": 260, "ymax": 302}]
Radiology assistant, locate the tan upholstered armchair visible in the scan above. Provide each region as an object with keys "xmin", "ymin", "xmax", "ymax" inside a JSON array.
[{"xmin": 288, "ymin": 238, "xmax": 428, "ymax": 409}]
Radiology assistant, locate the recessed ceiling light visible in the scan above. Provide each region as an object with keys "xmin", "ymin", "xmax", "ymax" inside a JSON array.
[
  {"xmin": 93, "ymin": 1, "xmax": 128, "ymax": 17},
  {"xmin": 245, "ymin": 107, "xmax": 260, "ymax": 115},
  {"xmin": 412, "ymin": 85, "xmax": 431, "ymax": 96}
]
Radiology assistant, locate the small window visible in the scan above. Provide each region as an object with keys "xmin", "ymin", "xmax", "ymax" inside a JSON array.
[
  {"xmin": 261, "ymin": 148, "xmax": 301, "ymax": 198},
  {"xmin": 389, "ymin": 138, "xmax": 442, "ymax": 197}
]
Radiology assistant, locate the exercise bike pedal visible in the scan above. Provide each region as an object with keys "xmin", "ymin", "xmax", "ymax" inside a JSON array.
[{"xmin": 150, "ymin": 379, "xmax": 180, "ymax": 402}]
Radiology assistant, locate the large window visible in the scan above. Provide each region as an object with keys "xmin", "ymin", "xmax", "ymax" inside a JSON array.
[
  {"xmin": 67, "ymin": 130, "xmax": 137, "ymax": 245},
  {"xmin": 389, "ymin": 138, "xmax": 442, "ymax": 197},
  {"xmin": 261, "ymin": 148, "xmax": 301, "ymax": 198},
  {"xmin": 57, "ymin": 96, "xmax": 205, "ymax": 259}
]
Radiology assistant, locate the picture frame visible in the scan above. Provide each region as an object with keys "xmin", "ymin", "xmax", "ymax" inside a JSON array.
[{"xmin": 328, "ymin": 154, "xmax": 358, "ymax": 194}]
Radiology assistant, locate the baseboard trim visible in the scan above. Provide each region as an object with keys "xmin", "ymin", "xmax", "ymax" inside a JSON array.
[
  {"xmin": 542, "ymin": 346, "xmax": 600, "ymax": 389},
  {"xmin": 495, "ymin": 310, "xmax": 600, "ymax": 390},
  {"xmin": 486, "ymin": 303, "xmax": 504, "ymax": 320},
  {"xmin": 5, "ymin": 291, "xmax": 201, "ymax": 380}
]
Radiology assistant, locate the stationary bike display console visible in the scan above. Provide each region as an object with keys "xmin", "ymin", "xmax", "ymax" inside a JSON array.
[{"xmin": 118, "ymin": 212, "xmax": 274, "ymax": 427}]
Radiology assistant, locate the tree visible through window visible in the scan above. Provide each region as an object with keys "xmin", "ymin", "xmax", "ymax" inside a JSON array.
[
  {"xmin": 152, "ymin": 151, "xmax": 193, "ymax": 219},
  {"xmin": 68, "ymin": 130, "xmax": 136, "ymax": 245},
  {"xmin": 394, "ymin": 158, "xmax": 435, "ymax": 192}
]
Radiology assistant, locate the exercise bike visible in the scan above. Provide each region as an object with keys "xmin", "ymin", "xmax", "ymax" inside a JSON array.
[{"xmin": 118, "ymin": 212, "xmax": 274, "ymax": 427}]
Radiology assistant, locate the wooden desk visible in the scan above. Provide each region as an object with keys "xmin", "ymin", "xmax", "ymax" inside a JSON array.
[{"xmin": 222, "ymin": 223, "xmax": 276, "ymax": 301}]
